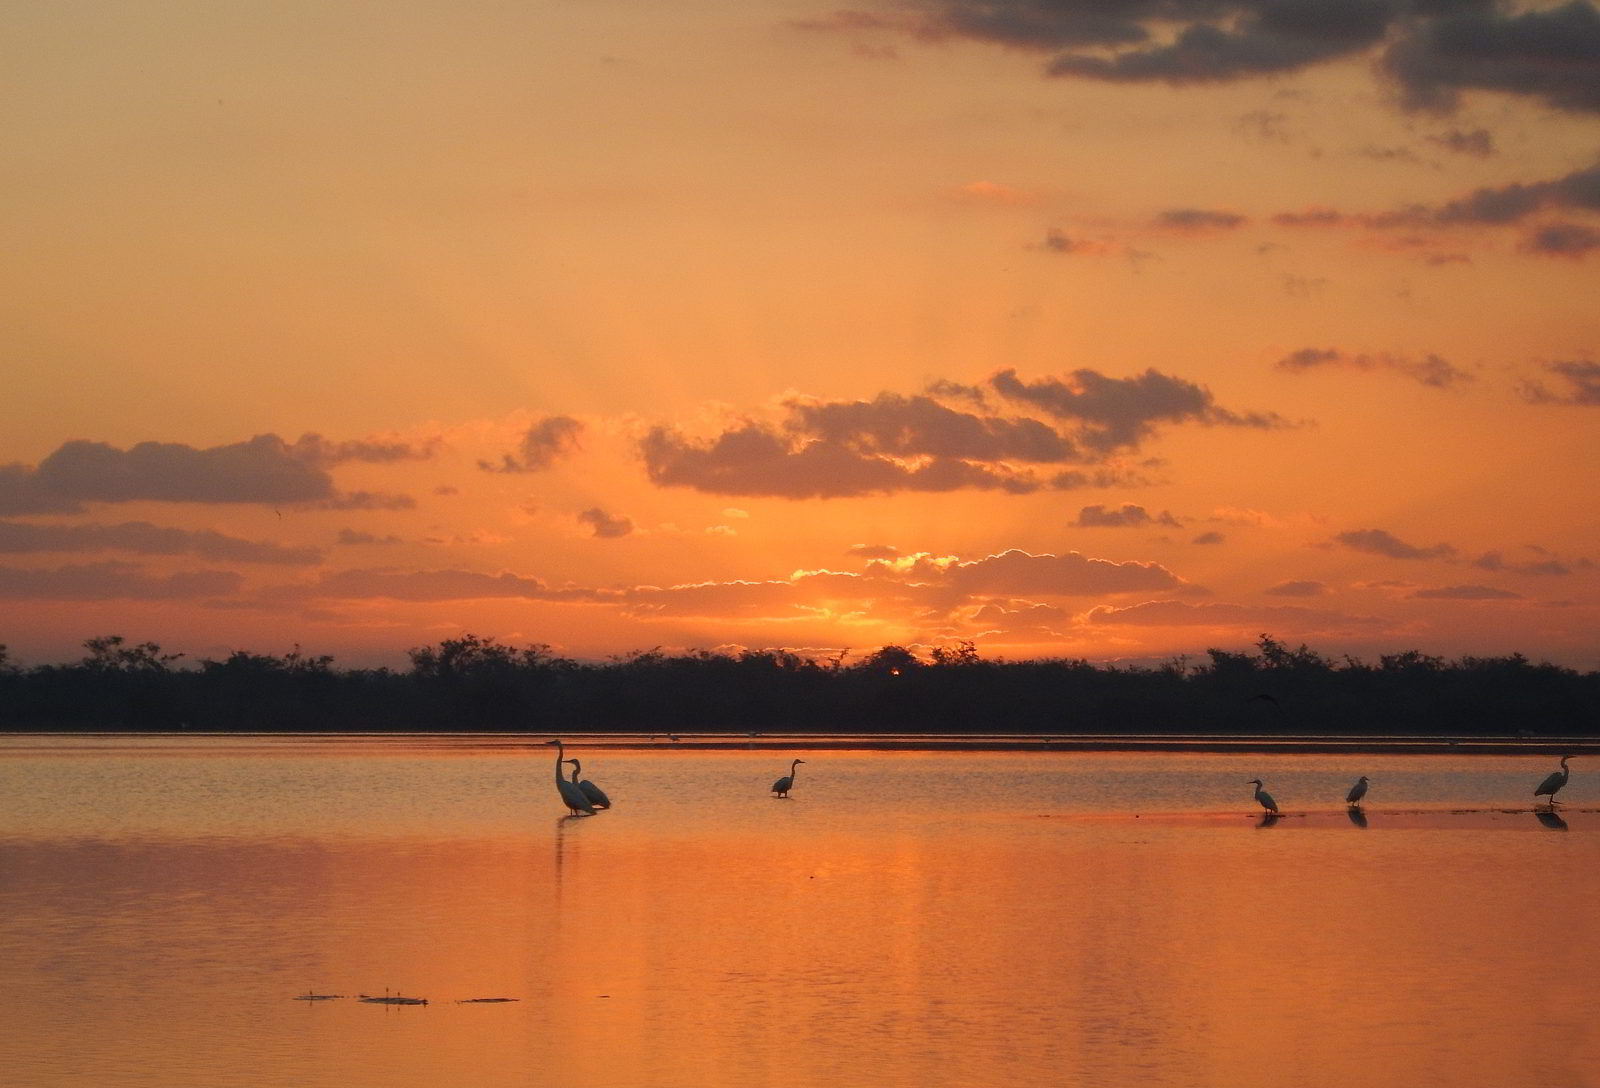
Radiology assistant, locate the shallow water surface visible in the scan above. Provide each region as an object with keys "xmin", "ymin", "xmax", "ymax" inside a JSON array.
[{"xmin": 1, "ymin": 737, "xmax": 1595, "ymax": 1087}]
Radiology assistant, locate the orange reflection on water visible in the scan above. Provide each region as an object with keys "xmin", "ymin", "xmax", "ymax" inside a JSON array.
[{"xmin": 2, "ymin": 745, "xmax": 1598, "ymax": 1088}]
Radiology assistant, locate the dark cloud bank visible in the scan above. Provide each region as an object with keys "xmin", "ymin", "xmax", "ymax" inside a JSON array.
[{"xmin": 818, "ymin": 0, "xmax": 1600, "ymax": 115}]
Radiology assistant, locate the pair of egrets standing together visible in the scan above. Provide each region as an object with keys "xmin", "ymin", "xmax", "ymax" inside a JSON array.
[
  {"xmin": 1247, "ymin": 755, "xmax": 1575, "ymax": 814},
  {"xmin": 548, "ymin": 743, "xmax": 805, "ymax": 816}
]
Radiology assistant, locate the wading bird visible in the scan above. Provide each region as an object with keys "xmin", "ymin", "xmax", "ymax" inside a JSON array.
[
  {"xmin": 567, "ymin": 759, "xmax": 611, "ymax": 810},
  {"xmin": 1248, "ymin": 778, "xmax": 1278, "ymax": 814},
  {"xmin": 1346, "ymin": 776, "xmax": 1370, "ymax": 806},
  {"xmin": 772, "ymin": 758, "xmax": 805, "ymax": 798},
  {"xmin": 548, "ymin": 740, "xmax": 595, "ymax": 816},
  {"xmin": 1534, "ymin": 755, "xmax": 1573, "ymax": 808}
]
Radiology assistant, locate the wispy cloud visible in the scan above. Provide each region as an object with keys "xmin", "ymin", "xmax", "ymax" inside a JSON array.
[
  {"xmin": 0, "ymin": 520, "xmax": 322, "ymax": 565},
  {"xmin": 1519, "ymin": 360, "xmax": 1600, "ymax": 405},
  {"xmin": 1276, "ymin": 347, "xmax": 1473, "ymax": 389},
  {"xmin": 479, "ymin": 415, "xmax": 585, "ymax": 473},
  {"xmin": 1333, "ymin": 528, "xmax": 1455, "ymax": 561},
  {"xmin": 1074, "ymin": 503, "xmax": 1182, "ymax": 529}
]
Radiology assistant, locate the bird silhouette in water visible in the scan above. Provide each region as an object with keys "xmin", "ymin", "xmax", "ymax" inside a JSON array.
[
  {"xmin": 1534, "ymin": 755, "xmax": 1573, "ymax": 808},
  {"xmin": 1247, "ymin": 778, "xmax": 1278, "ymax": 814},
  {"xmin": 548, "ymin": 740, "xmax": 594, "ymax": 816},
  {"xmin": 772, "ymin": 758, "xmax": 805, "ymax": 798},
  {"xmin": 1346, "ymin": 776, "xmax": 1370, "ymax": 806},
  {"xmin": 566, "ymin": 759, "xmax": 611, "ymax": 810}
]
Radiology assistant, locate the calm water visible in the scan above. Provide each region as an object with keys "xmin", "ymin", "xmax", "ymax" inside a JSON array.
[{"xmin": 1, "ymin": 735, "xmax": 1596, "ymax": 1088}]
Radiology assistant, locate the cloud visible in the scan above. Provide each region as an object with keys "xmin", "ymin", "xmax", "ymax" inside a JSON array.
[
  {"xmin": 990, "ymin": 367, "xmax": 1288, "ymax": 452},
  {"xmin": 1275, "ymin": 347, "xmax": 1473, "ymax": 388},
  {"xmin": 276, "ymin": 567, "xmax": 597, "ymax": 603},
  {"xmin": 0, "ymin": 520, "xmax": 322, "ymax": 565},
  {"xmin": 0, "ymin": 561, "xmax": 243, "ymax": 600},
  {"xmin": 1074, "ymin": 503, "xmax": 1181, "ymax": 528},
  {"xmin": 789, "ymin": 391, "xmax": 1078, "ymax": 461},
  {"xmin": 944, "ymin": 548, "xmax": 1184, "ymax": 596},
  {"xmin": 291, "ymin": 433, "xmax": 440, "ymax": 465},
  {"xmin": 1192, "ymin": 530, "xmax": 1226, "ymax": 545},
  {"xmin": 0, "ymin": 434, "xmax": 422, "ymax": 515},
  {"xmin": 622, "ymin": 579, "xmax": 807, "ymax": 619},
  {"xmin": 1522, "ymin": 222, "xmax": 1600, "ymax": 258},
  {"xmin": 641, "ymin": 373, "xmax": 1286, "ymax": 498},
  {"xmin": 1381, "ymin": 1, "xmax": 1600, "ymax": 114},
  {"xmin": 480, "ymin": 415, "xmax": 585, "ymax": 473},
  {"xmin": 1473, "ymin": 550, "xmax": 1574, "ymax": 576},
  {"xmin": 847, "ymin": 543, "xmax": 902, "ymax": 559},
  {"xmin": 1427, "ymin": 128, "xmax": 1495, "ymax": 158},
  {"xmin": 1263, "ymin": 579, "xmax": 1328, "ymax": 597},
  {"xmin": 336, "ymin": 529, "xmax": 404, "ymax": 546},
  {"xmin": 1086, "ymin": 599, "xmax": 1381, "ymax": 628},
  {"xmin": 1044, "ymin": 2, "xmax": 1396, "ymax": 84},
  {"xmin": 1038, "ymin": 228, "xmax": 1122, "ymax": 256},
  {"xmin": 1428, "ymin": 163, "xmax": 1600, "ymax": 225},
  {"xmin": 1333, "ymin": 528, "xmax": 1455, "ymax": 560},
  {"xmin": 1519, "ymin": 360, "xmax": 1600, "ymax": 405},
  {"xmin": 0, "ymin": 435, "xmax": 335, "ymax": 515},
  {"xmin": 1409, "ymin": 584, "xmax": 1522, "ymax": 600},
  {"xmin": 952, "ymin": 180, "xmax": 1040, "ymax": 205},
  {"xmin": 1156, "ymin": 208, "xmax": 1248, "ymax": 232},
  {"xmin": 857, "ymin": 1, "xmax": 1600, "ymax": 114},
  {"xmin": 578, "ymin": 507, "xmax": 635, "ymax": 539},
  {"xmin": 641, "ymin": 420, "xmax": 1046, "ymax": 498}
]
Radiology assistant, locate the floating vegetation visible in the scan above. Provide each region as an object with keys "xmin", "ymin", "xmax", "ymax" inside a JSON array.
[
  {"xmin": 293, "ymin": 992, "xmax": 345, "ymax": 1001},
  {"xmin": 358, "ymin": 993, "xmax": 428, "ymax": 1006},
  {"xmin": 456, "ymin": 997, "xmax": 519, "ymax": 1003}
]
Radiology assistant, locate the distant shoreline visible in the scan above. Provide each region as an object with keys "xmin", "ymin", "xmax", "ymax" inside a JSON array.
[{"xmin": 3, "ymin": 731, "xmax": 1597, "ymax": 757}]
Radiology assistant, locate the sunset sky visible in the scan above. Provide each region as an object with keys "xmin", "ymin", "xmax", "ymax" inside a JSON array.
[{"xmin": 4, "ymin": 0, "xmax": 1598, "ymax": 671}]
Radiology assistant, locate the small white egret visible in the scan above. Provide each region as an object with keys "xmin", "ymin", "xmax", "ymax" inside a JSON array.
[
  {"xmin": 567, "ymin": 759, "xmax": 611, "ymax": 809},
  {"xmin": 548, "ymin": 740, "xmax": 595, "ymax": 816},
  {"xmin": 1247, "ymin": 778, "xmax": 1278, "ymax": 814},
  {"xmin": 1346, "ymin": 775, "xmax": 1370, "ymax": 806},
  {"xmin": 772, "ymin": 758, "xmax": 806, "ymax": 798},
  {"xmin": 1534, "ymin": 755, "xmax": 1573, "ymax": 807}
]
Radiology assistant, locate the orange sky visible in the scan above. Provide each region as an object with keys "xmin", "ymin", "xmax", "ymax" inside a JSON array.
[{"xmin": 3, "ymin": 1, "xmax": 1598, "ymax": 670}]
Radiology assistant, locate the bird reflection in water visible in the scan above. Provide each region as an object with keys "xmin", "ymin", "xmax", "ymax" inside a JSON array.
[
  {"xmin": 1256, "ymin": 812, "xmax": 1281, "ymax": 829},
  {"xmin": 1347, "ymin": 807, "xmax": 1369, "ymax": 829},
  {"xmin": 1535, "ymin": 809, "xmax": 1569, "ymax": 831}
]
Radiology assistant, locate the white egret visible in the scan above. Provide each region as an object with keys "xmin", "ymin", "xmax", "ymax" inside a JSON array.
[
  {"xmin": 548, "ymin": 740, "xmax": 595, "ymax": 816},
  {"xmin": 772, "ymin": 758, "xmax": 805, "ymax": 798},
  {"xmin": 1346, "ymin": 776, "xmax": 1370, "ymax": 806},
  {"xmin": 1534, "ymin": 755, "xmax": 1573, "ymax": 807},
  {"xmin": 567, "ymin": 759, "xmax": 611, "ymax": 809},
  {"xmin": 1247, "ymin": 778, "xmax": 1278, "ymax": 814}
]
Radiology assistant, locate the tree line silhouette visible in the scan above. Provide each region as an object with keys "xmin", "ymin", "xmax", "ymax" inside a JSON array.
[{"xmin": 0, "ymin": 633, "xmax": 1595, "ymax": 736}]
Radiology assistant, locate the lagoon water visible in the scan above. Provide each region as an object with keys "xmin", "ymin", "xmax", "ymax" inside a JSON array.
[{"xmin": 1, "ymin": 735, "xmax": 1597, "ymax": 1088}]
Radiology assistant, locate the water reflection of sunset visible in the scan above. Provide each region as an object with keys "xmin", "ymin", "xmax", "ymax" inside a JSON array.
[{"xmin": 4, "ymin": 741, "xmax": 1599, "ymax": 1086}]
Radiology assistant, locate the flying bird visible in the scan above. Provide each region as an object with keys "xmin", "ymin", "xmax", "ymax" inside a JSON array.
[
  {"xmin": 1534, "ymin": 755, "xmax": 1573, "ymax": 807},
  {"xmin": 567, "ymin": 759, "xmax": 611, "ymax": 810},
  {"xmin": 1247, "ymin": 778, "xmax": 1278, "ymax": 814},
  {"xmin": 772, "ymin": 758, "xmax": 806, "ymax": 798},
  {"xmin": 1346, "ymin": 776, "xmax": 1370, "ymax": 806}
]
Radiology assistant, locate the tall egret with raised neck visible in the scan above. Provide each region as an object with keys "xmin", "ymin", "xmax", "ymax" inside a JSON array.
[
  {"xmin": 772, "ymin": 758, "xmax": 805, "ymax": 798},
  {"xmin": 1248, "ymin": 778, "xmax": 1278, "ymax": 814},
  {"xmin": 548, "ymin": 740, "xmax": 595, "ymax": 816},
  {"xmin": 1535, "ymin": 755, "xmax": 1573, "ymax": 807}
]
